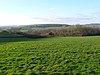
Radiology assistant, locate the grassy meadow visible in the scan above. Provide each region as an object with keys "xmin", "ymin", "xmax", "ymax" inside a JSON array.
[{"xmin": 0, "ymin": 36, "xmax": 100, "ymax": 75}]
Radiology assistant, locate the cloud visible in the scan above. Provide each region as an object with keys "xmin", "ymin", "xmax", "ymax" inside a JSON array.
[
  {"xmin": 0, "ymin": 13, "xmax": 45, "ymax": 26},
  {"xmin": 31, "ymin": 17, "xmax": 93, "ymax": 24},
  {"xmin": 0, "ymin": 14, "xmax": 30, "ymax": 25},
  {"xmin": 93, "ymin": 12, "xmax": 100, "ymax": 17},
  {"xmin": 0, "ymin": 13, "xmax": 97, "ymax": 26}
]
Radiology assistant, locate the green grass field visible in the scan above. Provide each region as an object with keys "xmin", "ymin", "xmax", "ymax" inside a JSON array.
[
  {"xmin": 0, "ymin": 36, "xmax": 100, "ymax": 75},
  {"xmin": 0, "ymin": 31, "xmax": 23, "ymax": 38}
]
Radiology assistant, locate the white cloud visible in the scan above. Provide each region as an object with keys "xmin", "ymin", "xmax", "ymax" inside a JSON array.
[
  {"xmin": 31, "ymin": 16, "xmax": 93, "ymax": 24},
  {"xmin": 0, "ymin": 13, "xmax": 99, "ymax": 26},
  {"xmin": 0, "ymin": 13, "xmax": 44, "ymax": 26},
  {"xmin": 0, "ymin": 13, "xmax": 61, "ymax": 26}
]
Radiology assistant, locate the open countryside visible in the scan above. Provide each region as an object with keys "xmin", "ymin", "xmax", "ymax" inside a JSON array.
[
  {"xmin": 0, "ymin": 36, "xmax": 100, "ymax": 74},
  {"xmin": 0, "ymin": 0, "xmax": 100, "ymax": 75}
]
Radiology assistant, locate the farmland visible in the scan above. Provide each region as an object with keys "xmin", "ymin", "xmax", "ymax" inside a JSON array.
[
  {"xmin": 0, "ymin": 36, "xmax": 100, "ymax": 75},
  {"xmin": 0, "ymin": 31, "xmax": 23, "ymax": 38}
]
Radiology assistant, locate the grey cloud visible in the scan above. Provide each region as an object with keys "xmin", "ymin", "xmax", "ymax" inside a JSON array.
[{"xmin": 32, "ymin": 17, "xmax": 93, "ymax": 23}]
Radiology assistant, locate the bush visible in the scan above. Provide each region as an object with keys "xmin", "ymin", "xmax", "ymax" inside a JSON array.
[
  {"xmin": 7, "ymin": 25, "xmax": 100, "ymax": 37},
  {"xmin": 27, "ymin": 26, "xmax": 100, "ymax": 37}
]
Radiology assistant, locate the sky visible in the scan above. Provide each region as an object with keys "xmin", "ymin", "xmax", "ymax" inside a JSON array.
[{"xmin": 0, "ymin": 0, "xmax": 100, "ymax": 26}]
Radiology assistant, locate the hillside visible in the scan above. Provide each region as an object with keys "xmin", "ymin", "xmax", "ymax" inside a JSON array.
[
  {"xmin": 0, "ymin": 31, "xmax": 23, "ymax": 38},
  {"xmin": 19, "ymin": 24, "xmax": 69, "ymax": 30},
  {"xmin": 84, "ymin": 23, "xmax": 100, "ymax": 26},
  {"xmin": 0, "ymin": 23, "xmax": 100, "ymax": 30}
]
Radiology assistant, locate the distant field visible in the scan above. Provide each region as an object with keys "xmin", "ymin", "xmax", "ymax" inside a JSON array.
[
  {"xmin": 0, "ymin": 36, "xmax": 100, "ymax": 75},
  {"xmin": 0, "ymin": 31, "xmax": 23, "ymax": 38}
]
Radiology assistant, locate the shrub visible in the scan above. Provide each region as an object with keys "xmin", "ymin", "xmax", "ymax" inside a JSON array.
[
  {"xmin": 27, "ymin": 25, "xmax": 100, "ymax": 37},
  {"xmin": 7, "ymin": 25, "xmax": 100, "ymax": 37}
]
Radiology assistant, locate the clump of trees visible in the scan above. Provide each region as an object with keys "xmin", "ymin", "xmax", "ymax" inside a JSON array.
[
  {"xmin": 26, "ymin": 25, "xmax": 100, "ymax": 37},
  {"xmin": 3, "ymin": 25, "xmax": 100, "ymax": 38}
]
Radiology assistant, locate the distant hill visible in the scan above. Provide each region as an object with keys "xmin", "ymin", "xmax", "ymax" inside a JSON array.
[
  {"xmin": 84, "ymin": 23, "xmax": 100, "ymax": 26},
  {"xmin": 0, "ymin": 24, "xmax": 69, "ymax": 30},
  {"xmin": 0, "ymin": 26, "xmax": 19, "ymax": 30},
  {"xmin": 19, "ymin": 24, "xmax": 70, "ymax": 30},
  {"xmin": 0, "ymin": 23, "xmax": 100, "ymax": 30}
]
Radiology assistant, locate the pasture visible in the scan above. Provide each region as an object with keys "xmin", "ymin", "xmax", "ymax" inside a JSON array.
[{"xmin": 0, "ymin": 36, "xmax": 100, "ymax": 75}]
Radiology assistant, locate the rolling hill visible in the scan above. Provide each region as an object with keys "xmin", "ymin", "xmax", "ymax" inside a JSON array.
[{"xmin": 0, "ymin": 31, "xmax": 23, "ymax": 38}]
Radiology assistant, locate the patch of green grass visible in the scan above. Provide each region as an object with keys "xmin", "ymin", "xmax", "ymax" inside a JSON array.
[
  {"xmin": 0, "ymin": 36, "xmax": 100, "ymax": 75},
  {"xmin": 20, "ymin": 30, "xmax": 28, "ymax": 32},
  {"xmin": 0, "ymin": 32, "xmax": 23, "ymax": 38}
]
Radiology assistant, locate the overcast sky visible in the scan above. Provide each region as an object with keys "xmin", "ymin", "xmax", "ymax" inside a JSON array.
[{"xmin": 0, "ymin": 0, "xmax": 100, "ymax": 26}]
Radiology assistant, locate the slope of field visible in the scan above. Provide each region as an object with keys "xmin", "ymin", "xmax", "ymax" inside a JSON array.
[
  {"xmin": 0, "ymin": 37, "xmax": 100, "ymax": 75},
  {"xmin": 0, "ymin": 31, "xmax": 23, "ymax": 38}
]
